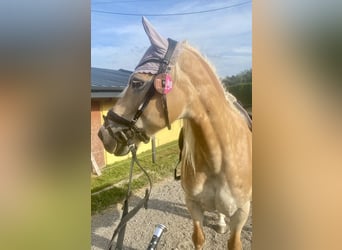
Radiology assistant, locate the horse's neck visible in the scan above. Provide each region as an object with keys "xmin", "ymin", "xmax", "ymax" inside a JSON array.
[
  {"xmin": 181, "ymin": 46, "xmax": 239, "ymax": 139},
  {"xmin": 185, "ymin": 93, "xmax": 233, "ymax": 138},
  {"xmin": 182, "ymin": 85, "xmax": 242, "ymax": 170},
  {"xmin": 179, "ymin": 46, "xmax": 248, "ymax": 167}
]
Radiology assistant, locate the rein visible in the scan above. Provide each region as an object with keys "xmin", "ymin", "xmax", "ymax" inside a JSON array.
[{"xmin": 107, "ymin": 143, "xmax": 152, "ymax": 250}]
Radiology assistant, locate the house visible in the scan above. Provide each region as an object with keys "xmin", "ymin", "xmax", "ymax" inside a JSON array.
[{"xmin": 91, "ymin": 67, "xmax": 182, "ymax": 170}]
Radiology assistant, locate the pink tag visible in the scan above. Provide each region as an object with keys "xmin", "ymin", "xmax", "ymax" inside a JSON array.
[
  {"xmin": 154, "ymin": 73, "xmax": 173, "ymax": 94},
  {"xmin": 163, "ymin": 74, "xmax": 173, "ymax": 94}
]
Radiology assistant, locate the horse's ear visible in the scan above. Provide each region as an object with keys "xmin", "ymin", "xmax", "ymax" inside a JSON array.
[{"xmin": 142, "ymin": 16, "xmax": 168, "ymax": 51}]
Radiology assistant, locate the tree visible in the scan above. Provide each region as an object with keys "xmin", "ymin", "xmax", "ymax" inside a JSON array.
[
  {"xmin": 222, "ymin": 69, "xmax": 252, "ymax": 88},
  {"xmin": 222, "ymin": 69, "xmax": 252, "ymax": 109}
]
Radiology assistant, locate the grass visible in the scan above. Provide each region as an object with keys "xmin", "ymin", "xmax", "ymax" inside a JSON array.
[{"xmin": 91, "ymin": 140, "xmax": 179, "ymax": 214}]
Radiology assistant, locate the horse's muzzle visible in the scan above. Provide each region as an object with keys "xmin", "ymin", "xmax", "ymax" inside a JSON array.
[{"xmin": 97, "ymin": 126, "xmax": 130, "ymax": 156}]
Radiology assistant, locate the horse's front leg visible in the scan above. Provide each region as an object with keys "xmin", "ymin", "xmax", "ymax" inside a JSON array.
[
  {"xmin": 185, "ymin": 197, "xmax": 205, "ymax": 250},
  {"xmin": 228, "ymin": 201, "xmax": 250, "ymax": 250}
]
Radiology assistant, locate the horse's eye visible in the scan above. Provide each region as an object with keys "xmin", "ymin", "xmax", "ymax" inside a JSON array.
[{"xmin": 131, "ymin": 79, "xmax": 144, "ymax": 89}]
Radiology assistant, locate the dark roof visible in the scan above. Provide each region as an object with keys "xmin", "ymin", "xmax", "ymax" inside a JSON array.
[{"xmin": 91, "ymin": 67, "xmax": 132, "ymax": 98}]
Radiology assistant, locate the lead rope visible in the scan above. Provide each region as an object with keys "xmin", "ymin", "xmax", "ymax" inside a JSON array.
[
  {"xmin": 107, "ymin": 143, "xmax": 152, "ymax": 250},
  {"xmin": 114, "ymin": 145, "xmax": 134, "ymax": 250}
]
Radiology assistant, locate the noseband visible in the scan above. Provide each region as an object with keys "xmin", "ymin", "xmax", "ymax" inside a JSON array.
[{"xmin": 104, "ymin": 38, "xmax": 178, "ymax": 145}]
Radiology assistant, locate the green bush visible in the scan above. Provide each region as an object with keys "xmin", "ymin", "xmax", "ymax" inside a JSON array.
[{"xmin": 228, "ymin": 82, "xmax": 252, "ymax": 108}]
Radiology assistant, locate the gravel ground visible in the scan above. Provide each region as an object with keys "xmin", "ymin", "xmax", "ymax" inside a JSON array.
[{"xmin": 91, "ymin": 177, "xmax": 252, "ymax": 250}]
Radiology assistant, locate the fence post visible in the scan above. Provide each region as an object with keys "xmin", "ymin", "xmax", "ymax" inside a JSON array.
[
  {"xmin": 151, "ymin": 136, "xmax": 156, "ymax": 163},
  {"xmin": 91, "ymin": 153, "xmax": 102, "ymax": 176}
]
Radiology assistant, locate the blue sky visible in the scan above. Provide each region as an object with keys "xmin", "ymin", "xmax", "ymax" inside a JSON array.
[{"xmin": 91, "ymin": 0, "xmax": 252, "ymax": 78}]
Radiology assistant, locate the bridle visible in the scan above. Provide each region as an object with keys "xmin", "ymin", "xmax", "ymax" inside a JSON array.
[{"xmin": 103, "ymin": 38, "xmax": 178, "ymax": 146}]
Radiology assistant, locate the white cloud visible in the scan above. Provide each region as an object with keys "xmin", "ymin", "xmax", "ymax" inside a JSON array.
[
  {"xmin": 99, "ymin": 24, "xmax": 144, "ymax": 36},
  {"xmin": 91, "ymin": 1, "xmax": 252, "ymax": 76},
  {"xmin": 232, "ymin": 46, "xmax": 252, "ymax": 54},
  {"xmin": 91, "ymin": 44, "xmax": 148, "ymax": 71}
]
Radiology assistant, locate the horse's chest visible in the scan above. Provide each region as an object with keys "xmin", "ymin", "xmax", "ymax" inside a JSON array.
[{"xmin": 181, "ymin": 174, "xmax": 237, "ymax": 216}]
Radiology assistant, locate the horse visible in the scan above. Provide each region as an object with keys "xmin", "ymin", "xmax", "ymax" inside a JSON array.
[{"xmin": 98, "ymin": 17, "xmax": 252, "ymax": 250}]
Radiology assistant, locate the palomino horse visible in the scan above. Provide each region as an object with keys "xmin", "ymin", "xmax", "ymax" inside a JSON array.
[{"xmin": 98, "ymin": 17, "xmax": 252, "ymax": 250}]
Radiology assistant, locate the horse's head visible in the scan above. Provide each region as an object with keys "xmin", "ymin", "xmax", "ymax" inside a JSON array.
[{"xmin": 98, "ymin": 17, "xmax": 188, "ymax": 156}]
